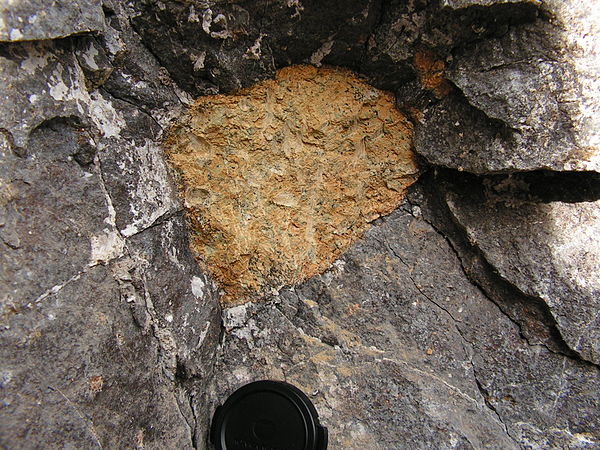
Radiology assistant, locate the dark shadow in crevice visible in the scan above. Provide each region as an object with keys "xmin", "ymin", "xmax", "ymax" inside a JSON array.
[
  {"xmin": 481, "ymin": 170, "xmax": 600, "ymax": 204},
  {"xmin": 437, "ymin": 167, "xmax": 600, "ymax": 204}
]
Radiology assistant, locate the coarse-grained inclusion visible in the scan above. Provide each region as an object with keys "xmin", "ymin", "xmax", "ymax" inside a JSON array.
[{"xmin": 165, "ymin": 65, "xmax": 418, "ymax": 304}]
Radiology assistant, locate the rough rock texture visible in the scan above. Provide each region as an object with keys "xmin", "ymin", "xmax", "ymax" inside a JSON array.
[
  {"xmin": 415, "ymin": 0, "xmax": 600, "ymax": 172},
  {"xmin": 131, "ymin": 0, "xmax": 539, "ymax": 93},
  {"xmin": 447, "ymin": 184, "xmax": 599, "ymax": 364},
  {"xmin": 1, "ymin": 0, "xmax": 599, "ymax": 448},
  {"xmin": 133, "ymin": 0, "xmax": 600, "ymax": 172},
  {"xmin": 414, "ymin": 173, "xmax": 600, "ymax": 443},
  {"xmin": 0, "ymin": 2, "xmax": 221, "ymax": 448},
  {"xmin": 130, "ymin": 0, "xmax": 381, "ymax": 95},
  {"xmin": 166, "ymin": 65, "xmax": 417, "ymax": 304},
  {"xmin": 213, "ymin": 199, "xmax": 599, "ymax": 449},
  {"xmin": 0, "ymin": 0, "xmax": 105, "ymax": 42}
]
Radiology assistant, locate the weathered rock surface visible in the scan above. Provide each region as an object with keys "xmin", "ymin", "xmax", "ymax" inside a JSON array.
[
  {"xmin": 213, "ymin": 202, "xmax": 599, "ymax": 448},
  {"xmin": 0, "ymin": 3, "xmax": 221, "ymax": 448},
  {"xmin": 0, "ymin": 0, "xmax": 105, "ymax": 42},
  {"xmin": 131, "ymin": 0, "xmax": 600, "ymax": 173},
  {"xmin": 1, "ymin": 0, "xmax": 599, "ymax": 448},
  {"xmin": 166, "ymin": 64, "xmax": 417, "ymax": 304},
  {"xmin": 441, "ymin": 0, "xmax": 537, "ymax": 8},
  {"xmin": 415, "ymin": 0, "xmax": 600, "ymax": 172},
  {"xmin": 131, "ymin": 0, "xmax": 541, "ymax": 94},
  {"xmin": 421, "ymin": 171, "xmax": 600, "ymax": 365},
  {"xmin": 130, "ymin": 0, "xmax": 383, "ymax": 95}
]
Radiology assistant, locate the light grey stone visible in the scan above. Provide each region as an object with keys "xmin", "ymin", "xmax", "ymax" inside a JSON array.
[
  {"xmin": 416, "ymin": 0, "xmax": 600, "ymax": 172},
  {"xmin": 212, "ymin": 207, "xmax": 599, "ymax": 448},
  {"xmin": 445, "ymin": 185, "xmax": 600, "ymax": 364},
  {"xmin": 0, "ymin": 0, "xmax": 104, "ymax": 42},
  {"xmin": 0, "ymin": 7, "xmax": 221, "ymax": 448}
]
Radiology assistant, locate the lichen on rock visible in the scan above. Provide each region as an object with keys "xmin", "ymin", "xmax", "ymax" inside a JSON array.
[{"xmin": 165, "ymin": 65, "xmax": 418, "ymax": 304}]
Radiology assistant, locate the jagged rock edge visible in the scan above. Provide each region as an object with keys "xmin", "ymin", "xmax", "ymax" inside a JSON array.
[{"xmin": 411, "ymin": 171, "xmax": 599, "ymax": 367}]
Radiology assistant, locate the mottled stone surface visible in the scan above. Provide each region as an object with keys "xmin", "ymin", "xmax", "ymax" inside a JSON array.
[
  {"xmin": 167, "ymin": 65, "xmax": 417, "ymax": 304},
  {"xmin": 213, "ymin": 202, "xmax": 599, "ymax": 449},
  {"xmin": 441, "ymin": 0, "xmax": 538, "ymax": 8},
  {"xmin": 1, "ymin": 0, "xmax": 599, "ymax": 448},
  {"xmin": 131, "ymin": 0, "xmax": 540, "ymax": 94},
  {"xmin": 414, "ymin": 172, "xmax": 600, "ymax": 443},
  {"xmin": 130, "ymin": 0, "xmax": 383, "ymax": 95},
  {"xmin": 129, "ymin": 0, "xmax": 600, "ymax": 173},
  {"xmin": 428, "ymin": 171, "xmax": 600, "ymax": 364},
  {"xmin": 416, "ymin": 0, "xmax": 600, "ymax": 172},
  {"xmin": 0, "ymin": 2, "xmax": 221, "ymax": 448},
  {"xmin": 0, "ymin": 0, "xmax": 105, "ymax": 42}
]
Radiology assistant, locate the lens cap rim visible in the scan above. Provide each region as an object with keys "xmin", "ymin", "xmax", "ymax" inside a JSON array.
[{"xmin": 210, "ymin": 379, "xmax": 328, "ymax": 450}]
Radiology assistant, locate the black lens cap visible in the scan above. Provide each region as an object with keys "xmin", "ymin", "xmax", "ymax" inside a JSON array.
[{"xmin": 210, "ymin": 380, "xmax": 328, "ymax": 450}]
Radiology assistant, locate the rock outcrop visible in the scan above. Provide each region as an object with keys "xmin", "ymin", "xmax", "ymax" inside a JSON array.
[
  {"xmin": 0, "ymin": 3, "xmax": 220, "ymax": 447},
  {"xmin": 1, "ymin": 0, "xmax": 598, "ymax": 448}
]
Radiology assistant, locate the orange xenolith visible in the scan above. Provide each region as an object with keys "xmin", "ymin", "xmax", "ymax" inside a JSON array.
[{"xmin": 165, "ymin": 65, "xmax": 419, "ymax": 304}]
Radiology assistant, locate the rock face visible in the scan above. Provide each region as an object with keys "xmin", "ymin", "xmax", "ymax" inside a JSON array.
[
  {"xmin": 0, "ymin": 1, "xmax": 105, "ymax": 42},
  {"xmin": 415, "ymin": 0, "xmax": 600, "ymax": 172},
  {"xmin": 444, "ymin": 181, "xmax": 600, "ymax": 364},
  {"xmin": 0, "ymin": 3, "xmax": 220, "ymax": 448},
  {"xmin": 213, "ymin": 201, "xmax": 599, "ymax": 448},
  {"xmin": 1, "ymin": 0, "xmax": 599, "ymax": 449},
  {"xmin": 166, "ymin": 65, "xmax": 417, "ymax": 304},
  {"xmin": 133, "ymin": 0, "xmax": 600, "ymax": 173}
]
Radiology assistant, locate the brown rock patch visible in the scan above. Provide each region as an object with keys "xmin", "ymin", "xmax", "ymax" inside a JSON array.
[
  {"xmin": 165, "ymin": 65, "xmax": 418, "ymax": 304},
  {"xmin": 414, "ymin": 49, "xmax": 452, "ymax": 99},
  {"xmin": 89, "ymin": 375, "xmax": 103, "ymax": 394}
]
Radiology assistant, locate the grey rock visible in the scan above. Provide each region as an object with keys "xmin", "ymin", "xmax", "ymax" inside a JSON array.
[
  {"xmin": 130, "ymin": 0, "xmax": 384, "ymax": 94},
  {"xmin": 0, "ymin": 40, "xmax": 91, "ymax": 149},
  {"xmin": 0, "ymin": 13, "xmax": 183, "ymax": 236},
  {"xmin": 0, "ymin": 116, "xmax": 115, "ymax": 307},
  {"xmin": 0, "ymin": 7, "xmax": 221, "ymax": 449},
  {"xmin": 213, "ymin": 206, "xmax": 599, "ymax": 448},
  {"xmin": 440, "ymin": 175, "xmax": 600, "ymax": 364},
  {"xmin": 131, "ymin": 0, "xmax": 538, "ymax": 94},
  {"xmin": 0, "ymin": 0, "xmax": 104, "ymax": 42},
  {"xmin": 126, "ymin": 214, "xmax": 221, "ymax": 380},
  {"xmin": 131, "ymin": 0, "xmax": 598, "ymax": 169},
  {"xmin": 0, "ymin": 266, "xmax": 193, "ymax": 449},
  {"xmin": 99, "ymin": 0, "xmax": 186, "ymax": 113},
  {"xmin": 416, "ymin": 0, "xmax": 600, "ymax": 172},
  {"xmin": 130, "ymin": 0, "xmax": 276, "ymax": 95},
  {"xmin": 413, "ymin": 93, "xmax": 522, "ymax": 173},
  {"xmin": 74, "ymin": 37, "xmax": 114, "ymax": 91},
  {"xmin": 95, "ymin": 98, "xmax": 180, "ymax": 237},
  {"xmin": 132, "ymin": 0, "xmax": 600, "ymax": 172},
  {"xmin": 412, "ymin": 173, "xmax": 600, "ymax": 446},
  {"xmin": 2, "ymin": 0, "xmax": 599, "ymax": 448}
]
